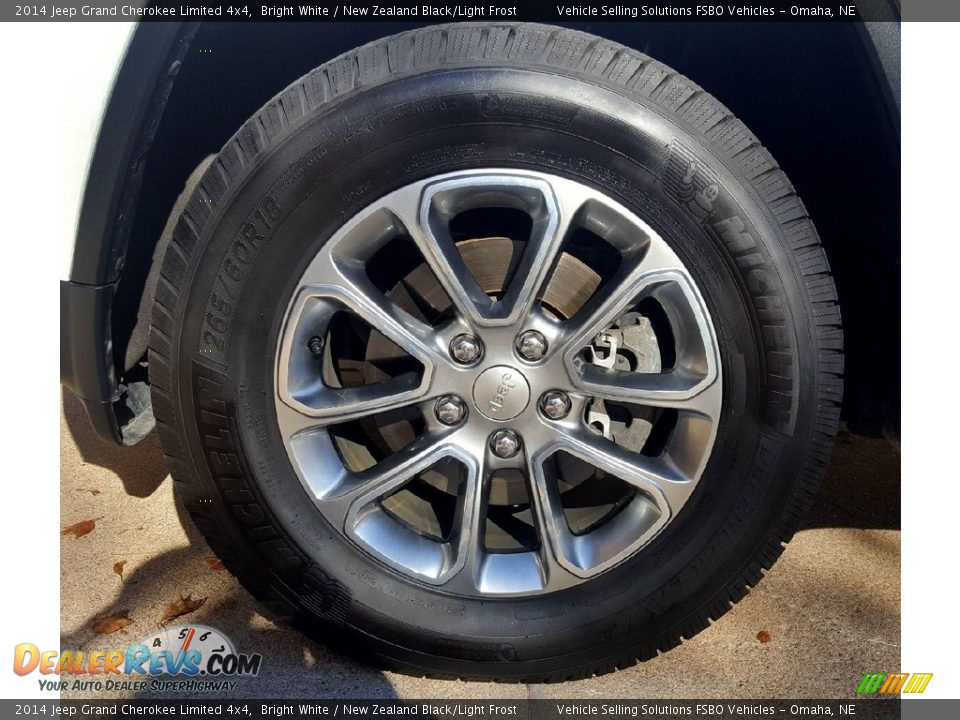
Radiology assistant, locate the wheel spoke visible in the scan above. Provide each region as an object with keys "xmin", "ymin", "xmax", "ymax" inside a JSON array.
[
  {"xmin": 275, "ymin": 378, "xmax": 431, "ymax": 435},
  {"xmin": 441, "ymin": 454, "xmax": 492, "ymax": 593},
  {"xmin": 560, "ymin": 241, "xmax": 686, "ymax": 356},
  {"xmin": 326, "ymin": 432, "xmax": 458, "ymax": 522},
  {"xmin": 573, "ymin": 366, "xmax": 721, "ymax": 418},
  {"xmin": 497, "ymin": 178, "xmax": 583, "ymax": 321},
  {"xmin": 550, "ymin": 425, "xmax": 693, "ymax": 516},
  {"xmin": 337, "ymin": 434, "xmax": 480, "ymax": 584},
  {"xmin": 388, "ymin": 174, "xmax": 581, "ymax": 327},
  {"xmin": 560, "ymin": 250, "xmax": 719, "ymax": 409},
  {"xmin": 525, "ymin": 424, "xmax": 689, "ymax": 579},
  {"xmin": 524, "ymin": 453, "xmax": 596, "ymax": 590},
  {"xmin": 325, "ymin": 260, "xmax": 449, "ymax": 369},
  {"xmin": 290, "ymin": 201, "xmax": 448, "ymax": 366},
  {"xmin": 383, "ymin": 182, "xmax": 493, "ymax": 326},
  {"xmin": 278, "ymin": 260, "xmax": 453, "ymax": 424}
]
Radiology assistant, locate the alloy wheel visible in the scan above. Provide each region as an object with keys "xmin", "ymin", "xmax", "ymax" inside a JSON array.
[{"xmin": 275, "ymin": 169, "xmax": 722, "ymax": 597}]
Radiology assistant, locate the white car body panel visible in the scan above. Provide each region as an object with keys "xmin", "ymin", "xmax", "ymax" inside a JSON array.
[{"xmin": 60, "ymin": 22, "xmax": 135, "ymax": 281}]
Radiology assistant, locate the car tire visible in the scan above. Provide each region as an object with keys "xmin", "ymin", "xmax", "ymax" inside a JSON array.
[{"xmin": 149, "ymin": 22, "xmax": 842, "ymax": 681}]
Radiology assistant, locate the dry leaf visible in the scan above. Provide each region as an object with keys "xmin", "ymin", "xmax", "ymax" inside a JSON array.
[
  {"xmin": 91, "ymin": 610, "xmax": 133, "ymax": 635},
  {"xmin": 206, "ymin": 557, "xmax": 224, "ymax": 571},
  {"xmin": 61, "ymin": 519, "xmax": 98, "ymax": 539},
  {"xmin": 160, "ymin": 594, "xmax": 207, "ymax": 625},
  {"xmin": 756, "ymin": 630, "xmax": 771, "ymax": 644},
  {"xmin": 113, "ymin": 560, "xmax": 127, "ymax": 581},
  {"xmin": 77, "ymin": 488, "xmax": 101, "ymax": 496}
]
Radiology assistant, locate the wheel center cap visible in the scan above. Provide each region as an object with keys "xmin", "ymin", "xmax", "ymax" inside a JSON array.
[{"xmin": 472, "ymin": 366, "xmax": 530, "ymax": 421}]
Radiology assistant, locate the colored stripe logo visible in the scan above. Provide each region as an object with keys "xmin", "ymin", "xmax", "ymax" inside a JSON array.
[{"xmin": 857, "ymin": 672, "xmax": 933, "ymax": 695}]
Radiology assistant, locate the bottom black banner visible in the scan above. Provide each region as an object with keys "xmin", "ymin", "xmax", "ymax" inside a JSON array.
[{"xmin": 4, "ymin": 699, "xmax": 949, "ymax": 720}]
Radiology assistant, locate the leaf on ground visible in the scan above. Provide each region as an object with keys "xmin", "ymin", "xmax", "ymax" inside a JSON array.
[
  {"xmin": 91, "ymin": 610, "xmax": 133, "ymax": 635},
  {"xmin": 206, "ymin": 557, "xmax": 224, "ymax": 571},
  {"xmin": 756, "ymin": 630, "xmax": 772, "ymax": 644},
  {"xmin": 113, "ymin": 560, "xmax": 127, "ymax": 581},
  {"xmin": 61, "ymin": 518, "xmax": 99, "ymax": 539},
  {"xmin": 160, "ymin": 594, "xmax": 207, "ymax": 625},
  {"xmin": 76, "ymin": 488, "xmax": 101, "ymax": 496}
]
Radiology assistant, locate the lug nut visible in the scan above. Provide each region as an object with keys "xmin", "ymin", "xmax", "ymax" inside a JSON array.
[
  {"xmin": 490, "ymin": 429, "xmax": 522, "ymax": 459},
  {"xmin": 516, "ymin": 330, "xmax": 547, "ymax": 362},
  {"xmin": 539, "ymin": 390, "xmax": 572, "ymax": 420},
  {"xmin": 449, "ymin": 334, "xmax": 483, "ymax": 364},
  {"xmin": 435, "ymin": 395, "xmax": 467, "ymax": 425}
]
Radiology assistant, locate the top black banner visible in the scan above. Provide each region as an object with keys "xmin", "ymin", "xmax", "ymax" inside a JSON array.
[{"xmin": 2, "ymin": 0, "xmax": 918, "ymax": 23}]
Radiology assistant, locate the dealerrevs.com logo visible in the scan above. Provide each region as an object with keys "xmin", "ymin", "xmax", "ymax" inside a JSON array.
[{"xmin": 14, "ymin": 625, "xmax": 262, "ymax": 693}]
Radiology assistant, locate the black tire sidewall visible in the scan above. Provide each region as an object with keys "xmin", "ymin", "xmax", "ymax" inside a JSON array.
[{"xmin": 174, "ymin": 67, "xmax": 817, "ymax": 674}]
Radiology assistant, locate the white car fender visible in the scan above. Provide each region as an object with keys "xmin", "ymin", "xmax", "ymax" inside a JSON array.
[{"xmin": 59, "ymin": 22, "xmax": 134, "ymax": 281}]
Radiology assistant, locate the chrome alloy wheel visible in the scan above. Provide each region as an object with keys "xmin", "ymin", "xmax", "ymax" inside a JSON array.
[{"xmin": 275, "ymin": 169, "xmax": 722, "ymax": 597}]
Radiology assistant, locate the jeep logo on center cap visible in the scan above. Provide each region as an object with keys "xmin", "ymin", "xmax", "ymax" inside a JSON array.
[{"xmin": 473, "ymin": 366, "xmax": 531, "ymax": 421}]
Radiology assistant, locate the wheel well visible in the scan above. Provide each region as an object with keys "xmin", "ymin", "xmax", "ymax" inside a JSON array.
[{"xmin": 110, "ymin": 21, "xmax": 898, "ymax": 436}]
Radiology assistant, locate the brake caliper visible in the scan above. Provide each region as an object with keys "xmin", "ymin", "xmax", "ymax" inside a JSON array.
[{"xmin": 584, "ymin": 312, "xmax": 662, "ymax": 452}]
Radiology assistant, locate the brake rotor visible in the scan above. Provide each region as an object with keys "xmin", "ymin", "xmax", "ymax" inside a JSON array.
[{"xmin": 361, "ymin": 236, "xmax": 601, "ymax": 505}]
